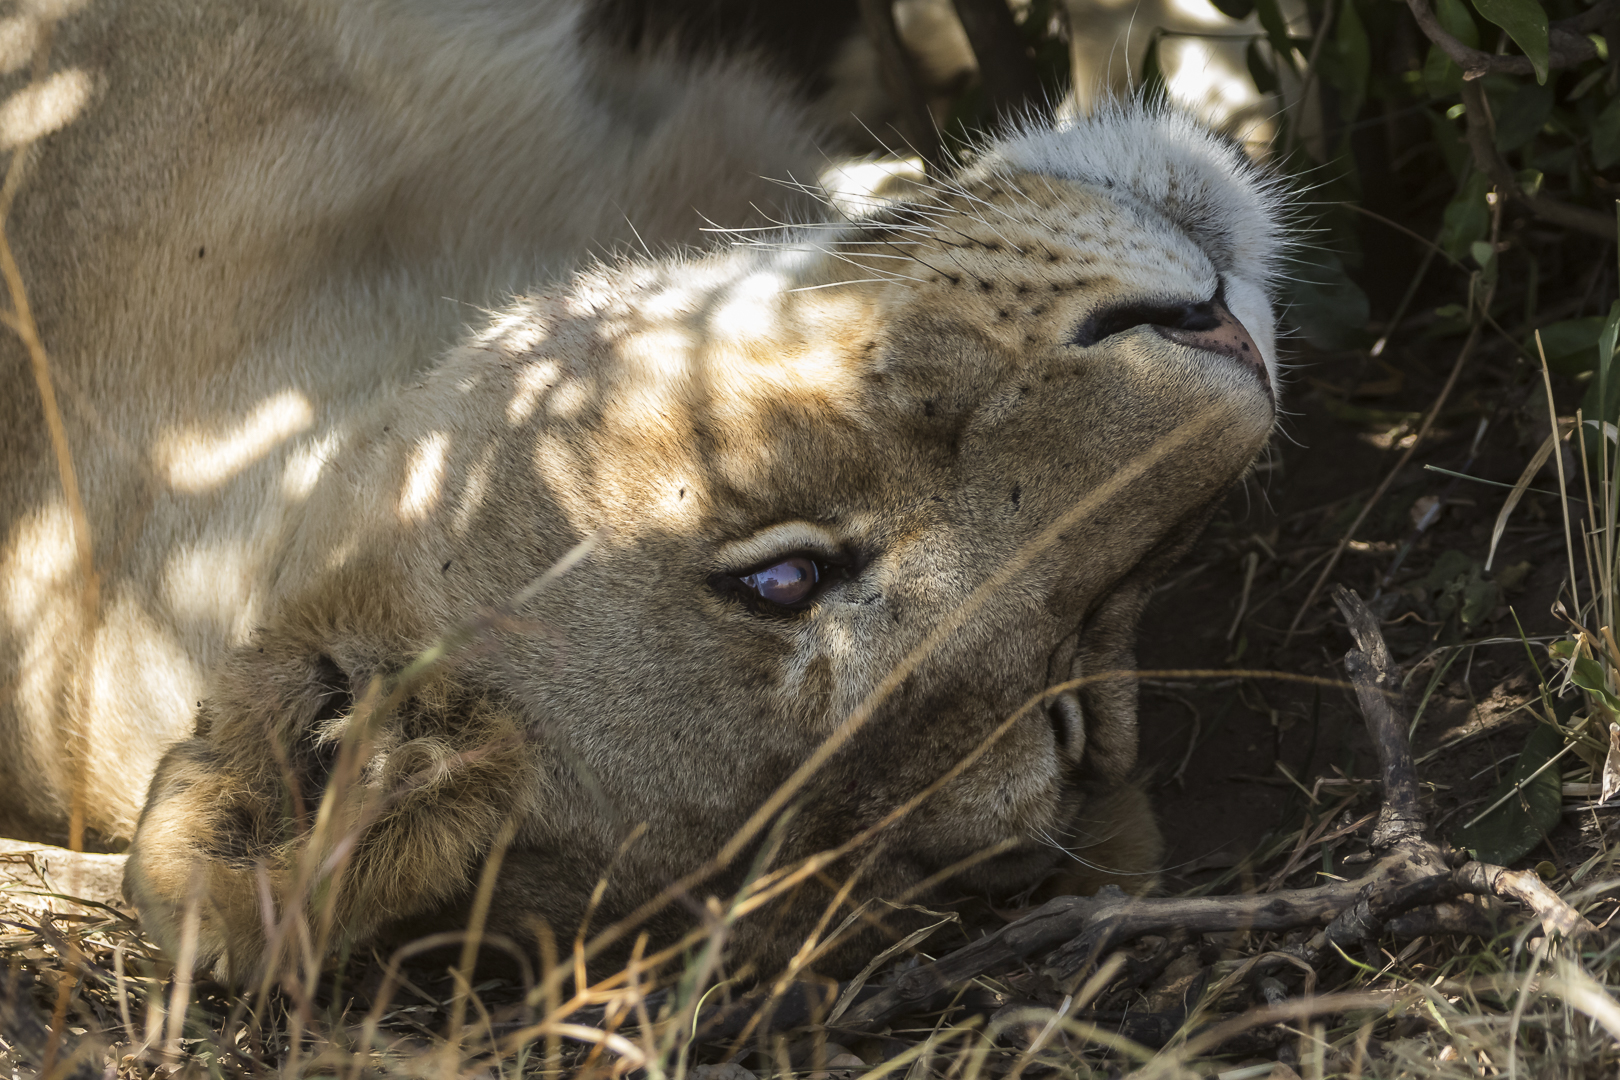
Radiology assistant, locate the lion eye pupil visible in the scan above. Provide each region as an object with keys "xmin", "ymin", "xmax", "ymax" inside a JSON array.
[{"xmin": 742, "ymin": 557, "xmax": 819, "ymax": 606}]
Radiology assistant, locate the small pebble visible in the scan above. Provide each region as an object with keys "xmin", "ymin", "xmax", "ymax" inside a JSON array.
[{"xmin": 689, "ymin": 1064, "xmax": 757, "ymax": 1080}]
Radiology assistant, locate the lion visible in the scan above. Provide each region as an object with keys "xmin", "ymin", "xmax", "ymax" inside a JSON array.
[{"xmin": 0, "ymin": 0, "xmax": 1285, "ymax": 982}]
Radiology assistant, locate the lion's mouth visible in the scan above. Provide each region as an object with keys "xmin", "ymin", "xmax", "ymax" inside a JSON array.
[
  {"xmin": 1042, "ymin": 626, "xmax": 1087, "ymax": 758},
  {"xmin": 1046, "ymin": 687, "xmax": 1084, "ymax": 756}
]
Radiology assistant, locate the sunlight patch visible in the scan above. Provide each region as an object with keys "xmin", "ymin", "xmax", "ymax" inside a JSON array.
[
  {"xmin": 0, "ymin": 67, "xmax": 89, "ymax": 149},
  {"xmin": 162, "ymin": 541, "xmax": 254, "ymax": 633},
  {"xmin": 398, "ymin": 431, "xmax": 449, "ymax": 521},
  {"xmin": 156, "ymin": 389, "xmax": 314, "ymax": 493},
  {"xmin": 281, "ymin": 431, "xmax": 340, "ymax": 501},
  {"xmin": 507, "ymin": 360, "xmax": 560, "ymax": 424},
  {"xmin": 0, "ymin": 502, "xmax": 73, "ymax": 625}
]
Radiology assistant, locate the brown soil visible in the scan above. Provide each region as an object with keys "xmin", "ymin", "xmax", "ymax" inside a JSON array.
[{"xmin": 1133, "ymin": 330, "xmax": 1596, "ymax": 890}]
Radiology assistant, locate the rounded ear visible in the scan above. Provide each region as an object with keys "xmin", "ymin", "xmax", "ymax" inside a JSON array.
[{"xmin": 123, "ymin": 636, "xmax": 543, "ymax": 984}]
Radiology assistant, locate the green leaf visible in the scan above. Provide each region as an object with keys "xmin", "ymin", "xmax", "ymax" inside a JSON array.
[
  {"xmin": 1439, "ymin": 171, "xmax": 1492, "ymax": 259},
  {"xmin": 1246, "ymin": 38, "xmax": 1280, "ymax": 95},
  {"xmin": 1570, "ymin": 654, "xmax": 1620, "ymax": 716},
  {"xmin": 1583, "ymin": 300, "xmax": 1620, "ymax": 457},
  {"xmin": 1571, "ymin": 64, "xmax": 1608, "ymax": 101},
  {"xmin": 1439, "ymin": 0, "xmax": 1482, "ymax": 46},
  {"xmin": 1281, "ymin": 247, "xmax": 1371, "ymax": 349},
  {"xmin": 1333, "ymin": 0, "xmax": 1370, "ymax": 121},
  {"xmin": 1460, "ymin": 578, "xmax": 1499, "ymax": 625},
  {"xmin": 1470, "ymin": 240, "xmax": 1496, "ymax": 268},
  {"xmin": 1599, "ymin": 298, "xmax": 1620, "ymax": 385},
  {"xmin": 1140, "ymin": 31, "xmax": 1167, "ymax": 102},
  {"xmin": 1423, "ymin": 0, "xmax": 1482, "ymax": 91},
  {"xmin": 1425, "ymin": 108, "xmax": 1472, "ymax": 178},
  {"xmin": 1255, "ymin": 0, "xmax": 1298, "ymax": 72},
  {"xmin": 1471, "ymin": 0, "xmax": 1551, "ymax": 84},
  {"xmin": 1451, "ymin": 725, "xmax": 1564, "ymax": 864},
  {"xmin": 1484, "ymin": 77, "xmax": 1554, "ymax": 151},
  {"xmin": 1530, "ymin": 316, "xmax": 1608, "ymax": 374},
  {"xmin": 1595, "ymin": 95, "xmax": 1620, "ymax": 169}
]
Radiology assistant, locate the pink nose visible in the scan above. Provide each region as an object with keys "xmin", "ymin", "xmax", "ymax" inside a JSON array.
[{"xmin": 1154, "ymin": 300, "xmax": 1267, "ymax": 387}]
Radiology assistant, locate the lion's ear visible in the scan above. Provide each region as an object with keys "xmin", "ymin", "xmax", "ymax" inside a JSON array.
[{"xmin": 126, "ymin": 637, "xmax": 544, "ymax": 984}]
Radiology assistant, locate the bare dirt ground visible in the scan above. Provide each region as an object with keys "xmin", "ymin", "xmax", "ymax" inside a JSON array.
[{"xmin": 1136, "ymin": 324, "xmax": 1596, "ymax": 896}]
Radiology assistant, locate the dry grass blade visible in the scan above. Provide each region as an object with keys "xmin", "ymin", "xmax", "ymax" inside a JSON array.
[
  {"xmin": 1486, "ymin": 424, "xmax": 1561, "ymax": 571},
  {"xmin": 0, "ymin": 21, "xmax": 98, "ymax": 858},
  {"xmin": 1544, "ymin": 957, "xmax": 1620, "ymax": 1042}
]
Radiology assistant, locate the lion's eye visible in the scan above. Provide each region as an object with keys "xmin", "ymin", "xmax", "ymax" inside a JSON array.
[{"xmin": 741, "ymin": 557, "xmax": 819, "ymax": 606}]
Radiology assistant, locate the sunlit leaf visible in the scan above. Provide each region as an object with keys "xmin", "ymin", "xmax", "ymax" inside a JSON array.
[
  {"xmin": 1451, "ymin": 725, "xmax": 1564, "ymax": 864},
  {"xmin": 1570, "ymin": 654, "xmax": 1620, "ymax": 716},
  {"xmin": 1254, "ymin": 0, "xmax": 1298, "ymax": 72},
  {"xmin": 1471, "ymin": 0, "xmax": 1551, "ymax": 83}
]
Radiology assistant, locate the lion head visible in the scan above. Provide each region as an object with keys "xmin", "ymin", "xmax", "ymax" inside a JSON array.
[{"xmin": 123, "ymin": 105, "xmax": 1285, "ymax": 982}]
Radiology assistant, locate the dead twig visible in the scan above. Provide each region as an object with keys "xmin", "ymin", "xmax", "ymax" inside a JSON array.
[
  {"xmin": 1454, "ymin": 862, "xmax": 1595, "ymax": 940},
  {"xmin": 1335, "ymin": 586, "xmax": 1424, "ymax": 849}
]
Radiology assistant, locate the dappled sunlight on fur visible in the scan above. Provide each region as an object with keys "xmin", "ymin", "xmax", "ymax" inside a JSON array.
[
  {"xmin": 2, "ymin": 0, "xmax": 1286, "ymax": 990},
  {"xmin": 118, "ymin": 109, "xmax": 1283, "ymax": 982}
]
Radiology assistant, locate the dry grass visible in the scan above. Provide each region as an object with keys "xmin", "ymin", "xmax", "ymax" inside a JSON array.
[{"xmin": 3, "ymin": 732, "xmax": 1618, "ymax": 1080}]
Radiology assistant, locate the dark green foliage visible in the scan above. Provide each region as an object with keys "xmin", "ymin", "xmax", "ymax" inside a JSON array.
[{"xmin": 1450, "ymin": 724, "xmax": 1564, "ymax": 864}]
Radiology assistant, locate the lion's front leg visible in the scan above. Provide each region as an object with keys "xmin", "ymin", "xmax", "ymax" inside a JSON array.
[{"xmin": 123, "ymin": 649, "xmax": 542, "ymax": 984}]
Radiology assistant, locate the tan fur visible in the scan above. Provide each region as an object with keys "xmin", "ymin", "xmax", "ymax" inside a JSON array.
[
  {"xmin": 0, "ymin": 1, "xmax": 1285, "ymax": 982},
  {"xmin": 0, "ymin": 0, "xmax": 831, "ymax": 845}
]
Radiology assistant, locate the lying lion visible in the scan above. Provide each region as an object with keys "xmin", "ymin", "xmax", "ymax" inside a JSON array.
[{"xmin": 0, "ymin": 0, "xmax": 1283, "ymax": 981}]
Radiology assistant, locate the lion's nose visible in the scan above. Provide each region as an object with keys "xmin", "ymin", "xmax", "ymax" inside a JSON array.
[
  {"xmin": 1069, "ymin": 293, "xmax": 1268, "ymax": 389},
  {"xmin": 1152, "ymin": 299, "xmax": 1267, "ymax": 384}
]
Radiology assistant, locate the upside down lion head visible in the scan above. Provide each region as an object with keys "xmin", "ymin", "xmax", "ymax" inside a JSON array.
[{"xmin": 124, "ymin": 105, "xmax": 1286, "ymax": 982}]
